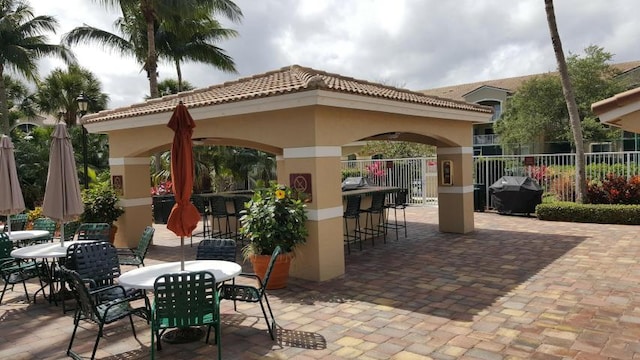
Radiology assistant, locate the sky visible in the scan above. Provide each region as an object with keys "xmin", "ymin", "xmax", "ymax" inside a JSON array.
[{"xmin": 27, "ymin": 0, "xmax": 640, "ymax": 109}]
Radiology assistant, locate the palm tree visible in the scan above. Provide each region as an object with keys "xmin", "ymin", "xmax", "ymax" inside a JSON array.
[
  {"xmin": 66, "ymin": 0, "xmax": 242, "ymax": 99},
  {"xmin": 0, "ymin": 0, "xmax": 75, "ymax": 134},
  {"xmin": 154, "ymin": 78, "xmax": 195, "ymax": 98},
  {"xmin": 544, "ymin": 0, "xmax": 586, "ymax": 202},
  {"xmin": 35, "ymin": 64, "xmax": 109, "ymax": 126},
  {"xmin": 155, "ymin": 10, "xmax": 238, "ymax": 91}
]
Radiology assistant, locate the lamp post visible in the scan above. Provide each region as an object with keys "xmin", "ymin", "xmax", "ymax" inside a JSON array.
[{"xmin": 76, "ymin": 93, "xmax": 89, "ymax": 189}]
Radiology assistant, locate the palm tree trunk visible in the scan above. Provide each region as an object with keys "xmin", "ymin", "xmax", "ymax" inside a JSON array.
[
  {"xmin": 141, "ymin": 0, "xmax": 159, "ymax": 99},
  {"xmin": 175, "ymin": 59, "xmax": 183, "ymax": 92},
  {"xmin": 544, "ymin": 0, "xmax": 586, "ymax": 203},
  {"xmin": 0, "ymin": 66, "xmax": 9, "ymax": 135}
]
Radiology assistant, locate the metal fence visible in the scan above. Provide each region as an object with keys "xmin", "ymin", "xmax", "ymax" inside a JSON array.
[{"xmin": 341, "ymin": 151, "xmax": 640, "ymax": 208}]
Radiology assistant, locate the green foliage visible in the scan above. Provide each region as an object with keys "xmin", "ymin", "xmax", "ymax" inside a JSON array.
[
  {"xmin": 80, "ymin": 183, "xmax": 125, "ymax": 225},
  {"xmin": 360, "ymin": 141, "xmax": 435, "ymax": 158},
  {"xmin": 240, "ymin": 182, "xmax": 308, "ymax": 257},
  {"xmin": 495, "ymin": 46, "xmax": 624, "ymax": 149},
  {"xmin": 341, "ymin": 168, "xmax": 363, "ymax": 180},
  {"xmin": 536, "ymin": 201, "xmax": 640, "ymax": 225}
]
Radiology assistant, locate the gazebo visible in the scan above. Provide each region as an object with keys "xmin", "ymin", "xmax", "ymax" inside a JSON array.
[{"xmin": 83, "ymin": 65, "xmax": 493, "ymax": 282}]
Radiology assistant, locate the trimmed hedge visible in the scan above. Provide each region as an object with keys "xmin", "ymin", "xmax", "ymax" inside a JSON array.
[{"xmin": 536, "ymin": 202, "xmax": 640, "ymax": 225}]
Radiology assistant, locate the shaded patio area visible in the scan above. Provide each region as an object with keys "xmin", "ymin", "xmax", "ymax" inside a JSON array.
[{"xmin": 1, "ymin": 206, "xmax": 639, "ymax": 359}]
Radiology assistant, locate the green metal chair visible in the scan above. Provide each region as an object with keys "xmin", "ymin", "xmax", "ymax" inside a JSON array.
[
  {"xmin": 0, "ymin": 233, "xmax": 43, "ymax": 304},
  {"xmin": 62, "ymin": 221, "xmax": 80, "ymax": 242},
  {"xmin": 59, "ymin": 265, "xmax": 149, "ymax": 360},
  {"xmin": 32, "ymin": 217, "xmax": 57, "ymax": 243},
  {"xmin": 76, "ymin": 223, "xmax": 111, "ymax": 242},
  {"xmin": 196, "ymin": 238, "xmax": 236, "ymax": 262},
  {"xmin": 219, "ymin": 246, "xmax": 281, "ymax": 340},
  {"xmin": 117, "ymin": 226, "xmax": 155, "ymax": 267},
  {"xmin": 8, "ymin": 213, "xmax": 28, "ymax": 231},
  {"xmin": 151, "ymin": 271, "xmax": 221, "ymax": 359}
]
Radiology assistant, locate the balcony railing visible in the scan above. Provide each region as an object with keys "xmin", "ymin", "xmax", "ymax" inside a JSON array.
[{"xmin": 473, "ymin": 134, "xmax": 500, "ymax": 145}]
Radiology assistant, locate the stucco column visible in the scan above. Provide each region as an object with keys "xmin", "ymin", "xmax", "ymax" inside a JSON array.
[
  {"xmin": 109, "ymin": 157, "xmax": 152, "ymax": 247},
  {"xmin": 278, "ymin": 146, "xmax": 345, "ymax": 282},
  {"xmin": 437, "ymin": 147, "xmax": 475, "ymax": 233}
]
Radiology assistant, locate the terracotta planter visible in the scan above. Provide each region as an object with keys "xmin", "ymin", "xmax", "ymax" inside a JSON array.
[
  {"xmin": 249, "ymin": 253, "xmax": 292, "ymax": 290},
  {"xmin": 109, "ymin": 225, "xmax": 118, "ymax": 245}
]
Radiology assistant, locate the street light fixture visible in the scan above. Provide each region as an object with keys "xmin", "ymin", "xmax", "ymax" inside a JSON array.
[{"xmin": 76, "ymin": 93, "xmax": 89, "ymax": 189}]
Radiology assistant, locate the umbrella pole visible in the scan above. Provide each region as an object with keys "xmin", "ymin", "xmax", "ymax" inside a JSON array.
[
  {"xmin": 60, "ymin": 222, "xmax": 64, "ymax": 247},
  {"xmin": 6, "ymin": 217, "xmax": 10, "ymax": 235},
  {"xmin": 180, "ymin": 236, "xmax": 185, "ymax": 270}
]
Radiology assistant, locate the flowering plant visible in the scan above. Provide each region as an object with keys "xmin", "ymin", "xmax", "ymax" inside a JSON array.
[
  {"xmin": 151, "ymin": 180, "xmax": 173, "ymax": 195},
  {"xmin": 240, "ymin": 182, "xmax": 308, "ymax": 257}
]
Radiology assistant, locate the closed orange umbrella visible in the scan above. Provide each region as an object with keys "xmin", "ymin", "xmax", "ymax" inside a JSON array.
[{"xmin": 166, "ymin": 102, "xmax": 201, "ymax": 270}]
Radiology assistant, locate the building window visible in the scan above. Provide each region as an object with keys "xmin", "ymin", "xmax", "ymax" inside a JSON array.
[{"xmin": 478, "ymin": 100, "xmax": 501, "ymax": 121}]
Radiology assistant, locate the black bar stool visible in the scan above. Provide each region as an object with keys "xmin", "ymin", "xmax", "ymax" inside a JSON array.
[
  {"xmin": 209, "ymin": 195, "xmax": 233, "ymax": 238},
  {"xmin": 343, "ymin": 195, "xmax": 362, "ymax": 254},
  {"xmin": 359, "ymin": 192, "xmax": 387, "ymax": 246},
  {"xmin": 384, "ymin": 189, "xmax": 408, "ymax": 240}
]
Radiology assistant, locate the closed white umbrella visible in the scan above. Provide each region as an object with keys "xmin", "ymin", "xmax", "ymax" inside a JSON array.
[
  {"xmin": 42, "ymin": 123, "xmax": 84, "ymax": 246},
  {"xmin": 0, "ymin": 135, "xmax": 25, "ymax": 234}
]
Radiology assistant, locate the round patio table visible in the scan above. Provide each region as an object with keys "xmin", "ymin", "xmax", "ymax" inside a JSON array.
[
  {"xmin": 119, "ymin": 260, "xmax": 242, "ymax": 343},
  {"xmin": 118, "ymin": 260, "xmax": 241, "ymax": 290},
  {"xmin": 7, "ymin": 230, "xmax": 51, "ymax": 246}
]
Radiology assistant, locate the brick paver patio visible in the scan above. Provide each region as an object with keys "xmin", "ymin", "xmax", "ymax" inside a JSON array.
[{"xmin": 1, "ymin": 206, "xmax": 639, "ymax": 359}]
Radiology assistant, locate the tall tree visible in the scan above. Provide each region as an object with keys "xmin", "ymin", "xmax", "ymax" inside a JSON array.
[
  {"xmin": 544, "ymin": 0, "xmax": 586, "ymax": 202},
  {"xmin": 495, "ymin": 46, "xmax": 623, "ymax": 152},
  {"xmin": 67, "ymin": 0, "xmax": 242, "ymax": 99},
  {"xmin": 35, "ymin": 64, "xmax": 109, "ymax": 126},
  {"xmin": 155, "ymin": 10, "xmax": 238, "ymax": 91},
  {"xmin": 0, "ymin": 0, "xmax": 75, "ymax": 134}
]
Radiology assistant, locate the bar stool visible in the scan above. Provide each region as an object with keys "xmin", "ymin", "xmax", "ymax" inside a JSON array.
[
  {"xmin": 209, "ymin": 195, "xmax": 233, "ymax": 238},
  {"xmin": 359, "ymin": 192, "xmax": 387, "ymax": 246},
  {"xmin": 384, "ymin": 189, "xmax": 408, "ymax": 240},
  {"xmin": 343, "ymin": 195, "xmax": 362, "ymax": 254},
  {"xmin": 232, "ymin": 196, "xmax": 249, "ymax": 245},
  {"xmin": 191, "ymin": 195, "xmax": 211, "ymax": 239}
]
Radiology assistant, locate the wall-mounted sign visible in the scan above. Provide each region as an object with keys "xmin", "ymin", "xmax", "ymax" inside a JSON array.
[
  {"xmin": 290, "ymin": 173, "xmax": 312, "ymax": 202},
  {"xmin": 112, "ymin": 175, "xmax": 123, "ymax": 196},
  {"xmin": 524, "ymin": 156, "xmax": 535, "ymax": 166},
  {"xmin": 441, "ymin": 160, "xmax": 453, "ymax": 186}
]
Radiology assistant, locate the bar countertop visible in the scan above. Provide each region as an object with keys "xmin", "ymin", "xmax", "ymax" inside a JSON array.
[{"xmin": 342, "ymin": 186, "xmax": 401, "ymax": 197}]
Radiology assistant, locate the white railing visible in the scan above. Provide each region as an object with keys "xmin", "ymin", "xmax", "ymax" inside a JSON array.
[
  {"xmin": 473, "ymin": 134, "xmax": 500, "ymax": 145},
  {"xmin": 341, "ymin": 151, "xmax": 640, "ymax": 207}
]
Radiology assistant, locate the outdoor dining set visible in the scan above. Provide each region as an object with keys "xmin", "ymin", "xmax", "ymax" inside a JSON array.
[{"xmin": 0, "ymin": 220, "xmax": 280, "ymax": 359}]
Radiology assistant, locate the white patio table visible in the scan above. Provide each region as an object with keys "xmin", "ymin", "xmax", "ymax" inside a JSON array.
[
  {"xmin": 10, "ymin": 240, "xmax": 84, "ymax": 304},
  {"xmin": 7, "ymin": 230, "xmax": 51, "ymax": 246},
  {"xmin": 118, "ymin": 260, "xmax": 241, "ymax": 290}
]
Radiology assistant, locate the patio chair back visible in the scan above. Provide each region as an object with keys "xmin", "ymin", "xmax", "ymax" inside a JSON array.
[
  {"xmin": 62, "ymin": 221, "xmax": 80, "ymax": 242},
  {"xmin": 59, "ymin": 265, "xmax": 148, "ymax": 360},
  {"xmin": 32, "ymin": 218, "xmax": 57, "ymax": 243},
  {"xmin": 76, "ymin": 223, "xmax": 111, "ymax": 242},
  {"xmin": 9, "ymin": 213, "xmax": 28, "ymax": 231},
  {"xmin": 151, "ymin": 271, "xmax": 221, "ymax": 359},
  {"xmin": 117, "ymin": 226, "xmax": 155, "ymax": 267},
  {"xmin": 196, "ymin": 238, "xmax": 236, "ymax": 261},
  {"xmin": 219, "ymin": 246, "xmax": 281, "ymax": 339},
  {"xmin": 0, "ymin": 232, "xmax": 42, "ymax": 304}
]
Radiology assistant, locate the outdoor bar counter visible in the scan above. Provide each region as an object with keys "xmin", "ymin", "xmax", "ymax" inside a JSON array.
[{"xmin": 342, "ymin": 186, "xmax": 402, "ymax": 246}]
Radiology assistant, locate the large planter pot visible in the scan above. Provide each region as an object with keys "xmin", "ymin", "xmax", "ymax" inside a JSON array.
[
  {"xmin": 109, "ymin": 224, "xmax": 118, "ymax": 245},
  {"xmin": 249, "ymin": 253, "xmax": 292, "ymax": 290}
]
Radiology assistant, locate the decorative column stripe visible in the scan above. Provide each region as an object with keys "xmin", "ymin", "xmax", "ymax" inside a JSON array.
[
  {"xmin": 438, "ymin": 185, "xmax": 474, "ymax": 194},
  {"xmin": 283, "ymin": 146, "xmax": 341, "ymax": 158},
  {"xmin": 306, "ymin": 206, "xmax": 343, "ymax": 221},
  {"xmin": 120, "ymin": 198, "xmax": 152, "ymax": 207},
  {"xmin": 109, "ymin": 157, "xmax": 150, "ymax": 166},
  {"xmin": 437, "ymin": 147, "xmax": 473, "ymax": 155}
]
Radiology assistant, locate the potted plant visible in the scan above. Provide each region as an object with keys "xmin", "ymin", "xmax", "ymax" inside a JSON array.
[
  {"xmin": 240, "ymin": 181, "xmax": 308, "ymax": 289},
  {"xmin": 80, "ymin": 184, "xmax": 125, "ymax": 244}
]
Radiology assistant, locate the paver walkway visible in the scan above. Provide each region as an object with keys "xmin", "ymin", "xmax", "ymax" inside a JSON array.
[{"xmin": 1, "ymin": 206, "xmax": 640, "ymax": 359}]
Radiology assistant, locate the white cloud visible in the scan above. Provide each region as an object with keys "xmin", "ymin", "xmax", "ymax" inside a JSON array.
[{"xmin": 19, "ymin": 0, "xmax": 640, "ymax": 109}]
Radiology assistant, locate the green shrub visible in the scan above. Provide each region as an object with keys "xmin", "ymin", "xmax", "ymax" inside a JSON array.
[{"xmin": 536, "ymin": 202, "xmax": 640, "ymax": 225}]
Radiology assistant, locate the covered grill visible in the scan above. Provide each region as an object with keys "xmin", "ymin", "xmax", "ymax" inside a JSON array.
[{"xmin": 489, "ymin": 176, "xmax": 543, "ymax": 215}]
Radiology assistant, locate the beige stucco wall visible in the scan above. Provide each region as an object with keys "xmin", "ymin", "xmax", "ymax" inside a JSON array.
[{"xmin": 99, "ymin": 100, "xmax": 484, "ymax": 281}]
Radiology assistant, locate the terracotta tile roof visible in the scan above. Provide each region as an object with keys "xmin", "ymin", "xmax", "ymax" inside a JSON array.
[
  {"xmin": 83, "ymin": 65, "xmax": 492, "ymax": 124},
  {"xmin": 420, "ymin": 60, "xmax": 640, "ymax": 102}
]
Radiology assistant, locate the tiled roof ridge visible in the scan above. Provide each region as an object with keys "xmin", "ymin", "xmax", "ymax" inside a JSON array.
[{"xmin": 83, "ymin": 64, "xmax": 492, "ymax": 123}]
